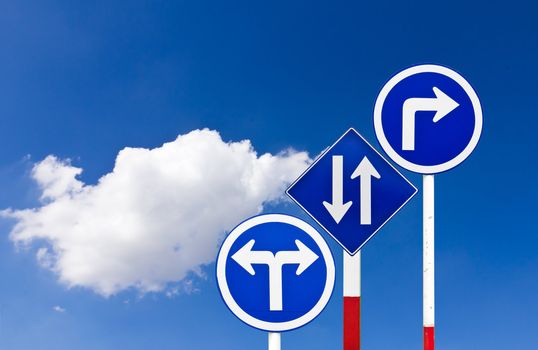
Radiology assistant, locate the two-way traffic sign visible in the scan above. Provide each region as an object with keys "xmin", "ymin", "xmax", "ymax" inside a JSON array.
[
  {"xmin": 286, "ymin": 128, "xmax": 417, "ymax": 255},
  {"xmin": 216, "ymin": 214, "xmax": 335, "ymax": 332}
]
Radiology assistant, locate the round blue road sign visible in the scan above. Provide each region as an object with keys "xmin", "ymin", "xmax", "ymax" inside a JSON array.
[
  {"xmin": 216, "ymin": 214, "xmax": 335, "ymax": 332},
  {"xmin": 374, "ymin": 65, "xmax": 483, "ymax": 174}
]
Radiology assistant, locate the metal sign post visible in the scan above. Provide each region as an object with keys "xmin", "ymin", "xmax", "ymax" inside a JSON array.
[
  {"xmin": 374, "ymin": 64, "xmax": 483, "ymax": 350},
  {"xmin": 268, "ymin": 332, "xmax": 281, "ymax": 350},
  {"xmin": 423, "ymin": 175, "xmax": 435, "ymax": 349},
  {"xmin": 343, "ymin": 251, "xmax": 361, "ymax": 349}
]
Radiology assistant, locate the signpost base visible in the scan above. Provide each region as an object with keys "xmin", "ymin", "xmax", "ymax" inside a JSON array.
[{"xmin": 343, "ymin": 251, "xmax": 361, "ymax": 350}]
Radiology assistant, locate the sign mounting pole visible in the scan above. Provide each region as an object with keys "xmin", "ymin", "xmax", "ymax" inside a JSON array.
[
  {"xmin": 268, "ymin": 332, "xmax": 281, "ymax": 350},
  {"xmin": 423, "ymin": 175, "xmax": 435, "ymax": 350},
  {"xmin": 343, "ymin": 251, "xmax": 361, "ymax": 350},
  {"xmin": 374, "ymin": 64, "xmax": 483, "ymax": 350}
]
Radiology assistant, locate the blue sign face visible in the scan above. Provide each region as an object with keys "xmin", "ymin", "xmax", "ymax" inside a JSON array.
[
  {"xmin": 374, "ymin": 64, "xmax": 483, "ymax": 174},
  {"xmin": 216, "ymin": 214, "xmax": 335, "ymax": 332},
  {"xmin": 287, "ymin": 129, "xmax": 417, "ymax": 255}
]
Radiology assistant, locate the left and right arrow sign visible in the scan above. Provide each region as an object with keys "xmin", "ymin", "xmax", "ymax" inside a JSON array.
[{"xmin": 231, "ymin": 238, "xmax": 319, "ymax": 311}]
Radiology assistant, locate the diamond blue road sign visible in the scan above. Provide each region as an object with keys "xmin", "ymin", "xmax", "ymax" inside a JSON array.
[
  {"xmin": 216, "ymin": 214, "xmax": 335, "ymax": 332},
  {"xmin": 286, "ymin": 129, "xmax": 417, "ymax": 255},
  {"xmin": 374, "ymin": 64, "xmax": 483, "ymax": 174}
]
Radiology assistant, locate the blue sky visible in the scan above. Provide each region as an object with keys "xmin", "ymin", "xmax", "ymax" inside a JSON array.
[{"xmin": 0, "ymin": 0, "xmax": 537, "ymax": 349}]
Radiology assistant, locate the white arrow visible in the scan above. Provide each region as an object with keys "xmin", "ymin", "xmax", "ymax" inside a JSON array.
[
  {"xmin": 351, "ymin": 156, "xmax": 381, "ymax": 225},
  {"xmin": 231, "ymin": 239, "xmax": 272, "ymax": 275},
  {"xmin": 323, "ymin": 155, "xmax": 353, "ymax": 224},
  {"xmin": 402, "ymin": 87, "xmax": 459, "ymax": 151},
  {"xmin": 231, "ymin": 239, "xmax": 318, "ymax": 311}
]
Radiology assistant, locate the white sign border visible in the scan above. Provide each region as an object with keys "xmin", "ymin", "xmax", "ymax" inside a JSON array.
[
  {"xmin": 373, "ymin": 64, "xmax": 483, "ymax": 174},
  {"xmin": 216, "ymin": 214, "xmax": 335, "ymax": 332}
]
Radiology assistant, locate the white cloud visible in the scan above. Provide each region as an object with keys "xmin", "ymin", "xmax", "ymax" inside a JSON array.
[
  {"xmin": 2, "ymin": 129, "xmax": 310, "ymax": 296},
  {"xmin": 52, "ymin": 305, "xmax": 66, "ymax": 313}
]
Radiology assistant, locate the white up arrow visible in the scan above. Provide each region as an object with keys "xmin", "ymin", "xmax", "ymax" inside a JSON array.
[
  {"xmin": 402, "ymin": 86, "xmax": 459, "ymax": 151},
  {"xmin": 231, "ymin": 239, "xmax": 319, "ymax": 311},
  {"xmin": 323, "ymin": 155, "xmax": 353, "ymax": 224},
  {"xmin": 351, "ymin": 156, "xmax": 381, "ymax": 225}
]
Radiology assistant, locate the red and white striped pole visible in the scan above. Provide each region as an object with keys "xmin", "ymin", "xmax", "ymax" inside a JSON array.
[
  {"xmin": 423, "ymin": 175, "xmax": 435, "ymax": 350},
  {"xmin": 343, "ymin": 250, "xmax": 360, "ymax": 350}
]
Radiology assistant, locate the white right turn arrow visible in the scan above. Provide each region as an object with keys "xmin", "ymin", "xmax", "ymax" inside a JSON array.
[
  {"xmin": 402, "ymin": 87, "xmax": 459, "ymax": 151},
  {"xmin": 351, "ymin": 156, "xmax": 381, "ymax": 225}
]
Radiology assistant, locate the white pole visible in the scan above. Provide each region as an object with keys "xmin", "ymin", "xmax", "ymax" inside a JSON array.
[
  {"xmin": 268, "ymin": 332, "xmax": 281, "ymax": 350},
  {"xmin": 423, "ymin": 175, "xmax": 435, "ymax": 350},
  {"xmin": 343, "ymin": 250, "xmax": 361, "ymax": 350}
]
